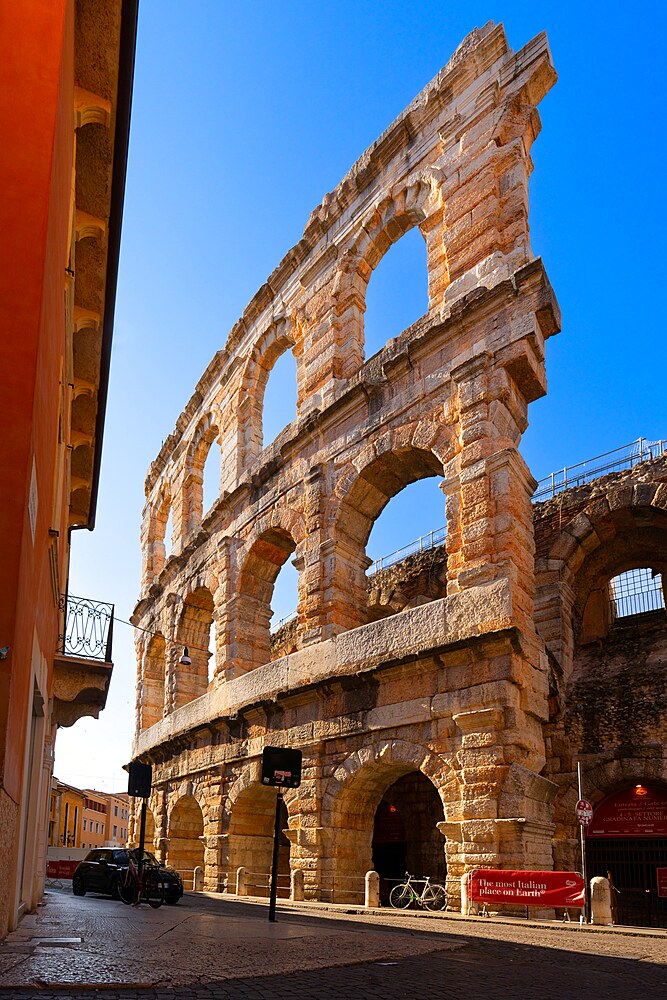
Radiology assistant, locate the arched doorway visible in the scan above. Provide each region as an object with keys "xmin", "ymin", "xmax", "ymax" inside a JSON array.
[
  {"xmin": 586, "ymin": 784, "xmax": 667, "ymax": 927},
  {"xmin": 227, "ymin": 785, "xmax": 290, "ymax": 898},
  {"xmin": 372, "ymin": 772, "xmax": 446, "ymax": 903},
  {"xmin": 168, "ymin": 796, "xmax": 204, "ymax": 890}
]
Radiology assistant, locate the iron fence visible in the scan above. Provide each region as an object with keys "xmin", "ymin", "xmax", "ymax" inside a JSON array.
[
  {"xmin": 367, "ymin": 526, "xmax": 447, "ymax": 576},
  {"xmin": 610, "ymin": 569, "xmax": 665, "ymax": 620},
  {"xmin": 59, "ymin": 594, "xmax": 114, "ymax": 661},
  {"xmin": 534, "ymin": 437, "xmax": 667, "ymax": 501}
]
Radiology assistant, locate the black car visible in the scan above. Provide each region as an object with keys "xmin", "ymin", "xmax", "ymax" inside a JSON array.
[{"xmin": 72, "ymin": 848, "xmax": 183, "ymax": 904}]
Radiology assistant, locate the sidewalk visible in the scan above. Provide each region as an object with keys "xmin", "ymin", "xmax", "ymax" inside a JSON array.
[{"xmin": 207, "ymin": 890, "xmax": 667, "ymax": 939}]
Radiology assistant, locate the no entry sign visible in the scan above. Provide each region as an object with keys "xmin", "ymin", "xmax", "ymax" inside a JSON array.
[
  {"xmin": 469, "ymin": 869, "xmax": 585, "ymax": 908},
  {"xmin": 576, "ymin": 798, "xmax": 593, "ymax": 826}
]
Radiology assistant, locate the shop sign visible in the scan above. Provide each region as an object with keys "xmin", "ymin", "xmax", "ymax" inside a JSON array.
[
  {"xmin": 586, "ymin": 785, "xmax": 667, "ymax": 838},
  {"xmin": 468, "ymin": 869, "xmax": 585, "ymax": 908}
]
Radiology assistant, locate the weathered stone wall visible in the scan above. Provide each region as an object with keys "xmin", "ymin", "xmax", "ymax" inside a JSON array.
[
  {"xmin": 534, "ymin": 457, "xmax": 667, "ymax": 872},
  {"xmin": 130, "ymin": 22, "xmax": 565, "ymax": 908}
]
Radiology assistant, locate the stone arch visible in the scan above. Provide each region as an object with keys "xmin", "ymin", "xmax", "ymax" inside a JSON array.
[
  {"xmin": 321, "ymin": 740, "xmax": 457, "ymax": 903},
  {"xmin": 328, "ymin": 437, "xmax": 448, "ymax": 632},
  {"xmin": 226, "ymin": 784, "xmax": 292, "ymax": 899},
  {"xmin": 167, "ymin": 794, "xmax": 205, "ymax": 890},
  {"xmin": 139, "ymin": 632, "xmax": 166, "ymax": 731},
  {"xmin": 228, "ymin": 510, "xmax": 305, "ymax": 678},
  {"xmin": 236, "ymin": 317, "xmax": 298, "ymax": 471},
  {"xmin": 537, "ymin": 484, "xmax": 667, "ymax": 669},
  {"xmin": 175, "ymin": 585, "xmax": 215, "ymax": 707},
  {"xmin": 182, "ymin": 411, "xmax": 221, "ymax": 535},
  {"xmin": 330, "ymin": 172, "xmax": 446, "ymax": 376},
  {"xmin": 145, "ymin": 487, "xmax": 173, "ymax": 582}
]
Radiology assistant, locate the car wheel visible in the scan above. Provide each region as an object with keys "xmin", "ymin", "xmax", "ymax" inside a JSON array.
[
  {"xmin": 72, "ymin": 875, "xmax": 86, "ymax": 897},
  {"xmin": 165, "ymin": 897, "xmax": 179, "ymax": 905}
]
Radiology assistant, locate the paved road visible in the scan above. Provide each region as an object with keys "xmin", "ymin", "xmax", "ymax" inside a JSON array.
[{"xmin": 1, "ymin": 888, "xmax": 666, "ymax": 999}]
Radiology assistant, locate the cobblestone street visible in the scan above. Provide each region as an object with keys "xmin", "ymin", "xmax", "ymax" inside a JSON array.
[{"xmin": 1, "ymin": 889, "xmax": 666, "ymax": 999}]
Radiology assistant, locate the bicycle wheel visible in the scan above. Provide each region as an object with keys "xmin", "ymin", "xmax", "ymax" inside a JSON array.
[
  {"xmin": 389, "ymin": 883, "xmax": 413, "ymax": 909},
  {"xmin": 117, "ymin": 870, "xmax": 137, "ymax": 905},
  {"xmin": 422, "ymin": 884, "xmax": 447, "ymax": 911},
  {"xmin": 143, "ymin": 868, "xmax": 165, "ymax": 909}
]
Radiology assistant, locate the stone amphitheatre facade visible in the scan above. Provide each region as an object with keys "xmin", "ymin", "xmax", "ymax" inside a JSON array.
[{"xmin": 130, "ymin": 23, "xmax": 667, "ymax": 921}]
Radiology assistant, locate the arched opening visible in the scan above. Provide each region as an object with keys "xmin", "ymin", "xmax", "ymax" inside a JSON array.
[
  {"xmin": 586, "ymin": 784, "xmax": 667, "ymax": 928},
  {"xmin": 372, "ymin": 772, "xmax": 446, "ymax": 903},
  {"xmin": 227, "ymin": 785, "xmax": 290, "ymax": 898},
  {"xmin": 176, "ymin": 587, "xmax": 214, "ymax": 707},
  {"xmin": 231, "ymin": 528, "xmax": 297, "ymax": 677},
  {"xmin": 609, "ymin": 567, "xmax": 665, "ymax": 621},
  {"xmin": 326, "ymin": 757, "xmax": 446, "ymax": 905},
  {"xmin": 364, "ymin": 226, "xmax": 428, "ymax": 359},
  {"xmin": 167, "ymin": 796, "xmax": 204, "ymax": 891},
  {"xmin": 201, "ymin": 435, "xmax": 222, "ymax": 517},
  {"xmin": 144, "ymin": 805, "xmax": 156, "ymax": 851},
  {"xmin": 140, "ymin": 633, "xmax": 166, "ymax": 730},
  {"xmin": 269, "ymin": 558, "xmax": 299, "ymax": 660},
  {"xmin": 366, "ymin": 477, "xmax": 447, "ymax": 621},
  {"xmin": 262, "ymin": 348, "xmax": 298, "ymax": 449},
  {"xmin": 334, "ymin": 447, "xmax": 445, "ymax": 632}
]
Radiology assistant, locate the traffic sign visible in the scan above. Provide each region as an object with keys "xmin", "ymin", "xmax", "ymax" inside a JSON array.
[{"xmin": 576, "ymin": 798, "xmax": 593, "ymax": 826}]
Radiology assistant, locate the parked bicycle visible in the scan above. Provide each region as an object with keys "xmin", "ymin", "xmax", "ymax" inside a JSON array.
[
  {"xmin": 117, "ymin": 850, "xmax": 165, "ymax": 908},
  {"xmin": 389, "ymin": 872, "xmax": 447, "ymax": 911}
]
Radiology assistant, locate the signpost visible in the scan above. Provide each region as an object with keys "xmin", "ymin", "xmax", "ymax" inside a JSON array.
[
  {"xmin": 577, "ymin": 762, "xmax": 590, "ymax": 923},
  {"xmin": 261, "ymin": 747, "xmax": 302, "ymax": 922},
  {"xmin": 126, "ymin": 760, "xmax": 152, "ymax": 884}
]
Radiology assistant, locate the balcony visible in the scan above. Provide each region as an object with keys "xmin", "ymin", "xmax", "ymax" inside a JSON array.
[{"xmin": 53, "ymin": 595, "xmax": 114, "ymax": 727}]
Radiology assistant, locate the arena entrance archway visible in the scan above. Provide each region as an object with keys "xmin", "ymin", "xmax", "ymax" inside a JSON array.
[
  {"xmin": 372, "ymin": 772, "xmax": 446, "ymax": 903},
  {"xmin": 586, "ymin": 784, "xmax": 667, "ymax": 928},
  {"xmin": 167, "ymin": 796, "xmax": 205, "ymax": 890},
  {"xmin": 227, "ymin": 785, "xmax": 290, "ymax": 898},
  {"xmin": 325, "ymin": 748, "xmax": 448, "ymax": 905}
]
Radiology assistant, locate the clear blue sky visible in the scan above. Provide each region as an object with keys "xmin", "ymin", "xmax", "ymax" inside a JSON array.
[{"xmin": 56, "ymin": 1, "xmax": 667, "ymax": 791}]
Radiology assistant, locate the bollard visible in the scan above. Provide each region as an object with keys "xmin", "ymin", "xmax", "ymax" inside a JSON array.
[
  {"xmin": 461, "ymin": 872, "xmax": 470, "ymax": 915},
  {"xmin": 236, "ymin": 866, "xmax": 247, "ymax": 896},
  {"xmin": 193, "ymin": 866, "xmax": 204, "ymax": 892},
  {"xmin": 290, "ymin": 868, "xmax": 304, "ymax": 902},
  {"xmin": 365, "ymin": 870, "xmax": 380, "ymax": 908},
  {"xmin": 590, "ymin": 876, "xmax": 613, "ymax": 925}
]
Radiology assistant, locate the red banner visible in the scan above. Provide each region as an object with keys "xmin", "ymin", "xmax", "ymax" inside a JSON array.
[
  {"xmin": 586, "ymin": 785, "xmax": 667, "ymax": 838},
  {"xmin": 469, "ymin": 869, "xmax": 585, "ymax": 908},
  {"xmin": 46, "ymin": 860, "xmax": 80, "ymax": 879}
]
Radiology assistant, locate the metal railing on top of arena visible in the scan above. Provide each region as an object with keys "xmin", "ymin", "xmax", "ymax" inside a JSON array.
[{"xmin": 533, "ymin": 437, "xmax": 666, "ymax": 501}]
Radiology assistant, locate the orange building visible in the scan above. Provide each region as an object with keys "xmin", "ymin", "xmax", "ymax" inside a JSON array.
[
  {"xmin": 82, "ymin": 790, "xmax": 109, "ymax": 850},
  {"xmin": 106, "ymin": 791, "xmax": 129, "ymax": 846},
  {"xmin": 0, "ymin": 0, "xmax": 137, "ymax": 936},
  {"xmin": 48, "ymin": 779, "xmax": 85, "ymax": 849}
]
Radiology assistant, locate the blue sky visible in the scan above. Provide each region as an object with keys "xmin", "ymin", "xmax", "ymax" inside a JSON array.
[{"xmin": 56, "ymin": 1, "xmax": 667, "ymax": 791}]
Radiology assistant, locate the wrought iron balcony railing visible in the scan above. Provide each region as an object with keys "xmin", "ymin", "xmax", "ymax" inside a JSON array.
[{"xmin": 58, "ymin": 594, "xmax": 114, "ymax": 662}]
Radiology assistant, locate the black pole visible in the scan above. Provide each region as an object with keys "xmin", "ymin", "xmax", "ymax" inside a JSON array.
[
  {"xmin": 137, "ymin": 797, "xmax": 147, "ymax": 884},
  {"xmin": 268, "ymin": 788, "xmax": 283, "ymax": 923}
]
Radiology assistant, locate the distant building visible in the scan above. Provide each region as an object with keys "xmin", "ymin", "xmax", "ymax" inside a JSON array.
[
  {"xmin": 105, "ymin": 792, "xmax": 130, "ymax": 846},
  {"xmin": 49, "ymin": 779, "xmax": 85, "ymax": 849},
  {"xmin": 0, "ymin": 0, "xmax": 137, "ymax": 937},
  {"xmin": 82, "ymin": 790, "xmax": 108, "ymax": 850}
]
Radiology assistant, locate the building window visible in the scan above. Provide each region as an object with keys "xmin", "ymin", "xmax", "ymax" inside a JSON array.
[
  {"xmin": 114, "ymin": 805, "xmax": 118, "ymax": 817},
  {"xmin": 95, "ymin": 822, "xmax": 98, "ymax": 833}
]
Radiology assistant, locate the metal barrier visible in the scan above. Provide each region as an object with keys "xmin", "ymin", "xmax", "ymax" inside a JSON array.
[{"xmin": 534, "ymin": 437, "xmax": 667, "ymax": 501}]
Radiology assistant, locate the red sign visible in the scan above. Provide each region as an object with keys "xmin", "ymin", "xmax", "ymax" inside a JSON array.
[
  {"xmin": 587, "ymin": 785, "xmax": 667, "ymax": 838},
  {"xmin": 657, "ymin": 869, "xmax": 667, "ymax": 899},
  {"xmin": 576, "ymin": 799, "xmax": 593, "ymax": 825},
  {"xmin": 469, "ymin": 869, "xmax": 585, "ymax": 908},
  {"xmin": 46, "ymin": 860, "xmax": 79, "ymax": 879}
]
